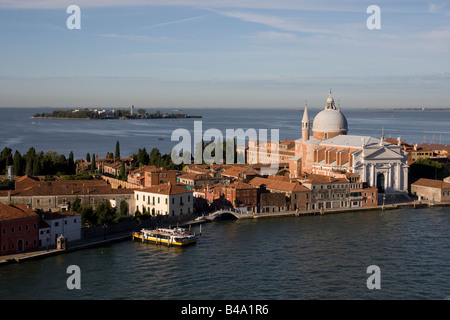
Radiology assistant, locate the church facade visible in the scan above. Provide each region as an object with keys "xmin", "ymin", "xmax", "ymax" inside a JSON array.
[{"xmin": 289, "ymin": 90, "xmax": 409, "ymax": 193}]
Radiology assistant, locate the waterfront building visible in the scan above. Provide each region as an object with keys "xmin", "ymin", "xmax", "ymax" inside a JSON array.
[
  {"xmin": 40, "ymin": 210, "xmax": 81, "ymax": 246},
  {"xmin": 0, "ymin": 203, "xmax": 39, "ymax": 256},
  {"xmin": 134, "ymin": 183, "xmax": 193, "ymax": 217},
  {"xmin": 221, "ymin": 181, "xmax": 258, "ymax": 212},
  {"xmin": 410, "ymin": 178, "xmax": 450, "ymax": 203},
  {"xmin": 289, "ymin": 90, "xmax": 409, "ymax": 194},
  {"xmin": 248, "ymin": 176, "xmax": 310, "ymax": 211}
]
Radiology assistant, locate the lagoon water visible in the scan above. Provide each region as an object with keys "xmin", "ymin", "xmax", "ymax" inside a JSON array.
[
  {"xmin": 0, "ymin": 106, "xmax": 449, "ymax": 300},
  {"xmin": 0, "ymin": 107, "xmax": 449, "ymax": 160},
  {"xmin": 0, "ymin": 207, "xmax": 449, "ymax": 300}
]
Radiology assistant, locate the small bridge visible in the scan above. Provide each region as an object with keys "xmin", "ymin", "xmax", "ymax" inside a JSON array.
[{"xmin": 204, "ymin": 209, "xmax": 253, "ymax": 221}]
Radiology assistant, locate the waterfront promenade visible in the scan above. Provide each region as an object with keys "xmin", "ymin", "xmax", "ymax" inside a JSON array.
[{"xmin": 1, "ymin": 199, "xmax": 448, "ymax": 265}]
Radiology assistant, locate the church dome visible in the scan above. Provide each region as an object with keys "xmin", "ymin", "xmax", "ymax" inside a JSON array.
[
  {"xmin": 312, "ymin": 90, "xmax": 348, "ymax": 137},
  {"xmin": 312, "ymin": 108, "xmax": 348, "ymax": 134}
]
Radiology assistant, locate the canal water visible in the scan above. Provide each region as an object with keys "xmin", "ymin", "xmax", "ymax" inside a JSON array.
[{"xmin": 0, "ymin": 206, "xmax": 449, "ymax": 300}]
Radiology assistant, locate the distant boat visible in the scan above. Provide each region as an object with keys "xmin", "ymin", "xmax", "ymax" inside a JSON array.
[
  {"xmin": 173, "ymin": 109, "xmax": 182, "ymax": 112},
  {"xmin": 158, "ymin": 137, "xmax": 164, "ymax": 140}
]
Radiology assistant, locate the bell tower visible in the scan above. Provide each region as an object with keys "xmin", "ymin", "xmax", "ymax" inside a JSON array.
[{"xmin": 302, "ymin": 102, "xmax": 310, "ymax": 142}]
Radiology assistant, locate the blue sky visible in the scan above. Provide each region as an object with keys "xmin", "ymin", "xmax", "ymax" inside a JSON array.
[{"xmin": 0, "ymin": 0, "xmax": 449, "ymax": 109}]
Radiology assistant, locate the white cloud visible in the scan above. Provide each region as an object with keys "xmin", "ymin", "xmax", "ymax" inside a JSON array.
[
  {"xmin": 428, "ymin": 3, "xmax": 446, "ymax": 13},
  {"xmin": 217, "ymin": 10, "xmax": 331, "ymax": 35}
]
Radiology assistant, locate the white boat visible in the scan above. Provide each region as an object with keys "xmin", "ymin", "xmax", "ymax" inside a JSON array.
[{"xmin": 133, "ymin": 227, "xmax": 197, "ymax": 246}]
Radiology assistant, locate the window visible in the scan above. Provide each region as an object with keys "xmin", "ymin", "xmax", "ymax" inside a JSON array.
[
  {"xmin": 55, "ymin": 222, "xmax": 59, "ymax": 227},
  {"xmin": 172, "ymin": 198, "xmax": 174, "ymax": 204},
  {"xmin": 158, "ymin": 197, "xmax": 160, "ymax": 204},
  {"xmin": 136, "ymin": 194, "xmax": 139, "ymax": 200},
  {"xmin": 143, "ymin": 195, "xmax": 145, "ymax": 202}
]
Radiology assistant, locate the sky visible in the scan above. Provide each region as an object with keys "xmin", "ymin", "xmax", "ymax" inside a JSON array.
[{"xmin": 0, "ymin": 0, "xmax": 449, "ymax": 109}]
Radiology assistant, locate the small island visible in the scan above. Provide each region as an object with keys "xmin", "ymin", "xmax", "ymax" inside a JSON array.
[{"xmin": 33, "ymin": 106, "xmax": 202, "ymax": 120}]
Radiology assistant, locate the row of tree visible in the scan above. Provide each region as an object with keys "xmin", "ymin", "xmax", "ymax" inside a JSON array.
[
  {"xmin": 70, "ymin": 197, "xmax": 128, "ymax": 226},
  {"xmin": 0, "ymin": 147, "xmax": 76, "ymax": 177}
]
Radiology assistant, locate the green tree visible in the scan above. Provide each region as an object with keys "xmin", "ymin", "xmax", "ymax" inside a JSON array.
[
  {"xmin": 0, "ymin": 147, "xmax": 13, "ymax": 175},
  {"xmin": 71, "ymin": 196, "xmax": 82, "ymax": 213},
  {"xmin": 86, "ymin": 153, "xmax": 91, "ymax": 163},
  {"xmin": 80, "ymin": 205, "xmax": 95, "ymax": 226},
  {"xmin": 68, "ymin": 151, "xmax": 75, "ymax": 175},
  {"xmin": 13, "ymin": 150, "xmax": 23, "ymax": 176},
  {"xmin": 119, "ymin": 200, "xmax": 128, "ymax": 217},
  {"xmin": 149, "ymin": 148, "xmax": 162, "ymax": 166},
  {"xmin": 90, "ymin": 153, "xmax": 96, "ymax": 173},
  {"xmin": 95, "ymin": 201, "xmax": 117, "ymax": 225},
  {"xmin": 33, "ymin": 152, "xmax": 43, "ymax": 175},
  {"xmin": 115, "ymin": 140, "xmax": 120, "ymax": 159}
]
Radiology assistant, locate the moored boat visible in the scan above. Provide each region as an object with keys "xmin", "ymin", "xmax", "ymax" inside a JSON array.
[{"xmin": 133, "ymin": 227, "xmax": 197, "ymax": 246}]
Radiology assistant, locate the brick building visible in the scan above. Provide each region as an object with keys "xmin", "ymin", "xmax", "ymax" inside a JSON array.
[{"xmin": 0, "ymin": 203, "xmax": 39, "ymax": 256}]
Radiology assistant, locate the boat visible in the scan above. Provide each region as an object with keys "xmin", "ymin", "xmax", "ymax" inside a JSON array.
[{"xmin": 133, "ymin": 227, "xmax": 197, "ymax": 246}]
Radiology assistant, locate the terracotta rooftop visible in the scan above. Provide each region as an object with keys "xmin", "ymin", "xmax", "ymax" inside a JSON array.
[
  {"xmin": 0, "ymin": 182, "xmax": 135, "ymax": 197},
  {"xmin": 412, "ymin": 178, "xmax": 450, "ymax": 189},
  {"xmin": 419, "ymin": 143, "xmax": 450, "ymax": 153},
  {"xmin": 249, "ymin": 177, "xmax": 309, "ymax": 192},
  {"xmin": 225, "ymin": 181, "xmax": 257, "ymax": 190},
  {"xmin": 41, "ymin": 210, "xmax": 81, "ymax": 220},
  {"xmin": 221, "ymin": 166, "xmax": 252, "ymax": 177},
  {"xmin": 178, "ymin": 173, "xmax": 211, "ymax": 180},
  {"xmin": 137, "ymin": 183, "xmax": 192, "ymax": 195},
  {"xmin": 302, "ymin": 174, "xmax": 349, "ymax": 185},
  {"xmin": 0, "ymin": 203, "xmax": 38, "ymax": 222}
]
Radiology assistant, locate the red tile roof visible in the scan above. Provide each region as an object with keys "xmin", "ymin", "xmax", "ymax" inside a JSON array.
[
  {"xmin": 412, "ymin": 178, "xmax": 450, "ymax": 189},
  {"xmin": 249, "ymin": 177, "xmax": 309, "ymax": 192},
  {"xmin": 0, "ymin": 203, "xmax": 38, "ymax": 222},
  {"xmin": 137, "ymin": 183, "xmax": 192, "ymax": 195}
]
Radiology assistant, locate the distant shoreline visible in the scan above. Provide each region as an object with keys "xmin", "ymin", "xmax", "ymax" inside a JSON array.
[{"xmin": 32, "ymin": 108, "xmax": 202, "ymax": 120}]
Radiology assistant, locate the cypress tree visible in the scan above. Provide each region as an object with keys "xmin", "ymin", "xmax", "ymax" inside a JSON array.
[
  {"xmin": 91, "ymin": 153, "xmax": 96, "ymax": 173},
  {"xmin": 13, "ymin": 150, "xmax": 23, "ymax": 176},
  {"xmin": 68, "ymin": 151, "xmax": 75, "ymax": 174},
  {"xmin": 115, "ymin": 140, "xmax": 120, "ymax": 159}
]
